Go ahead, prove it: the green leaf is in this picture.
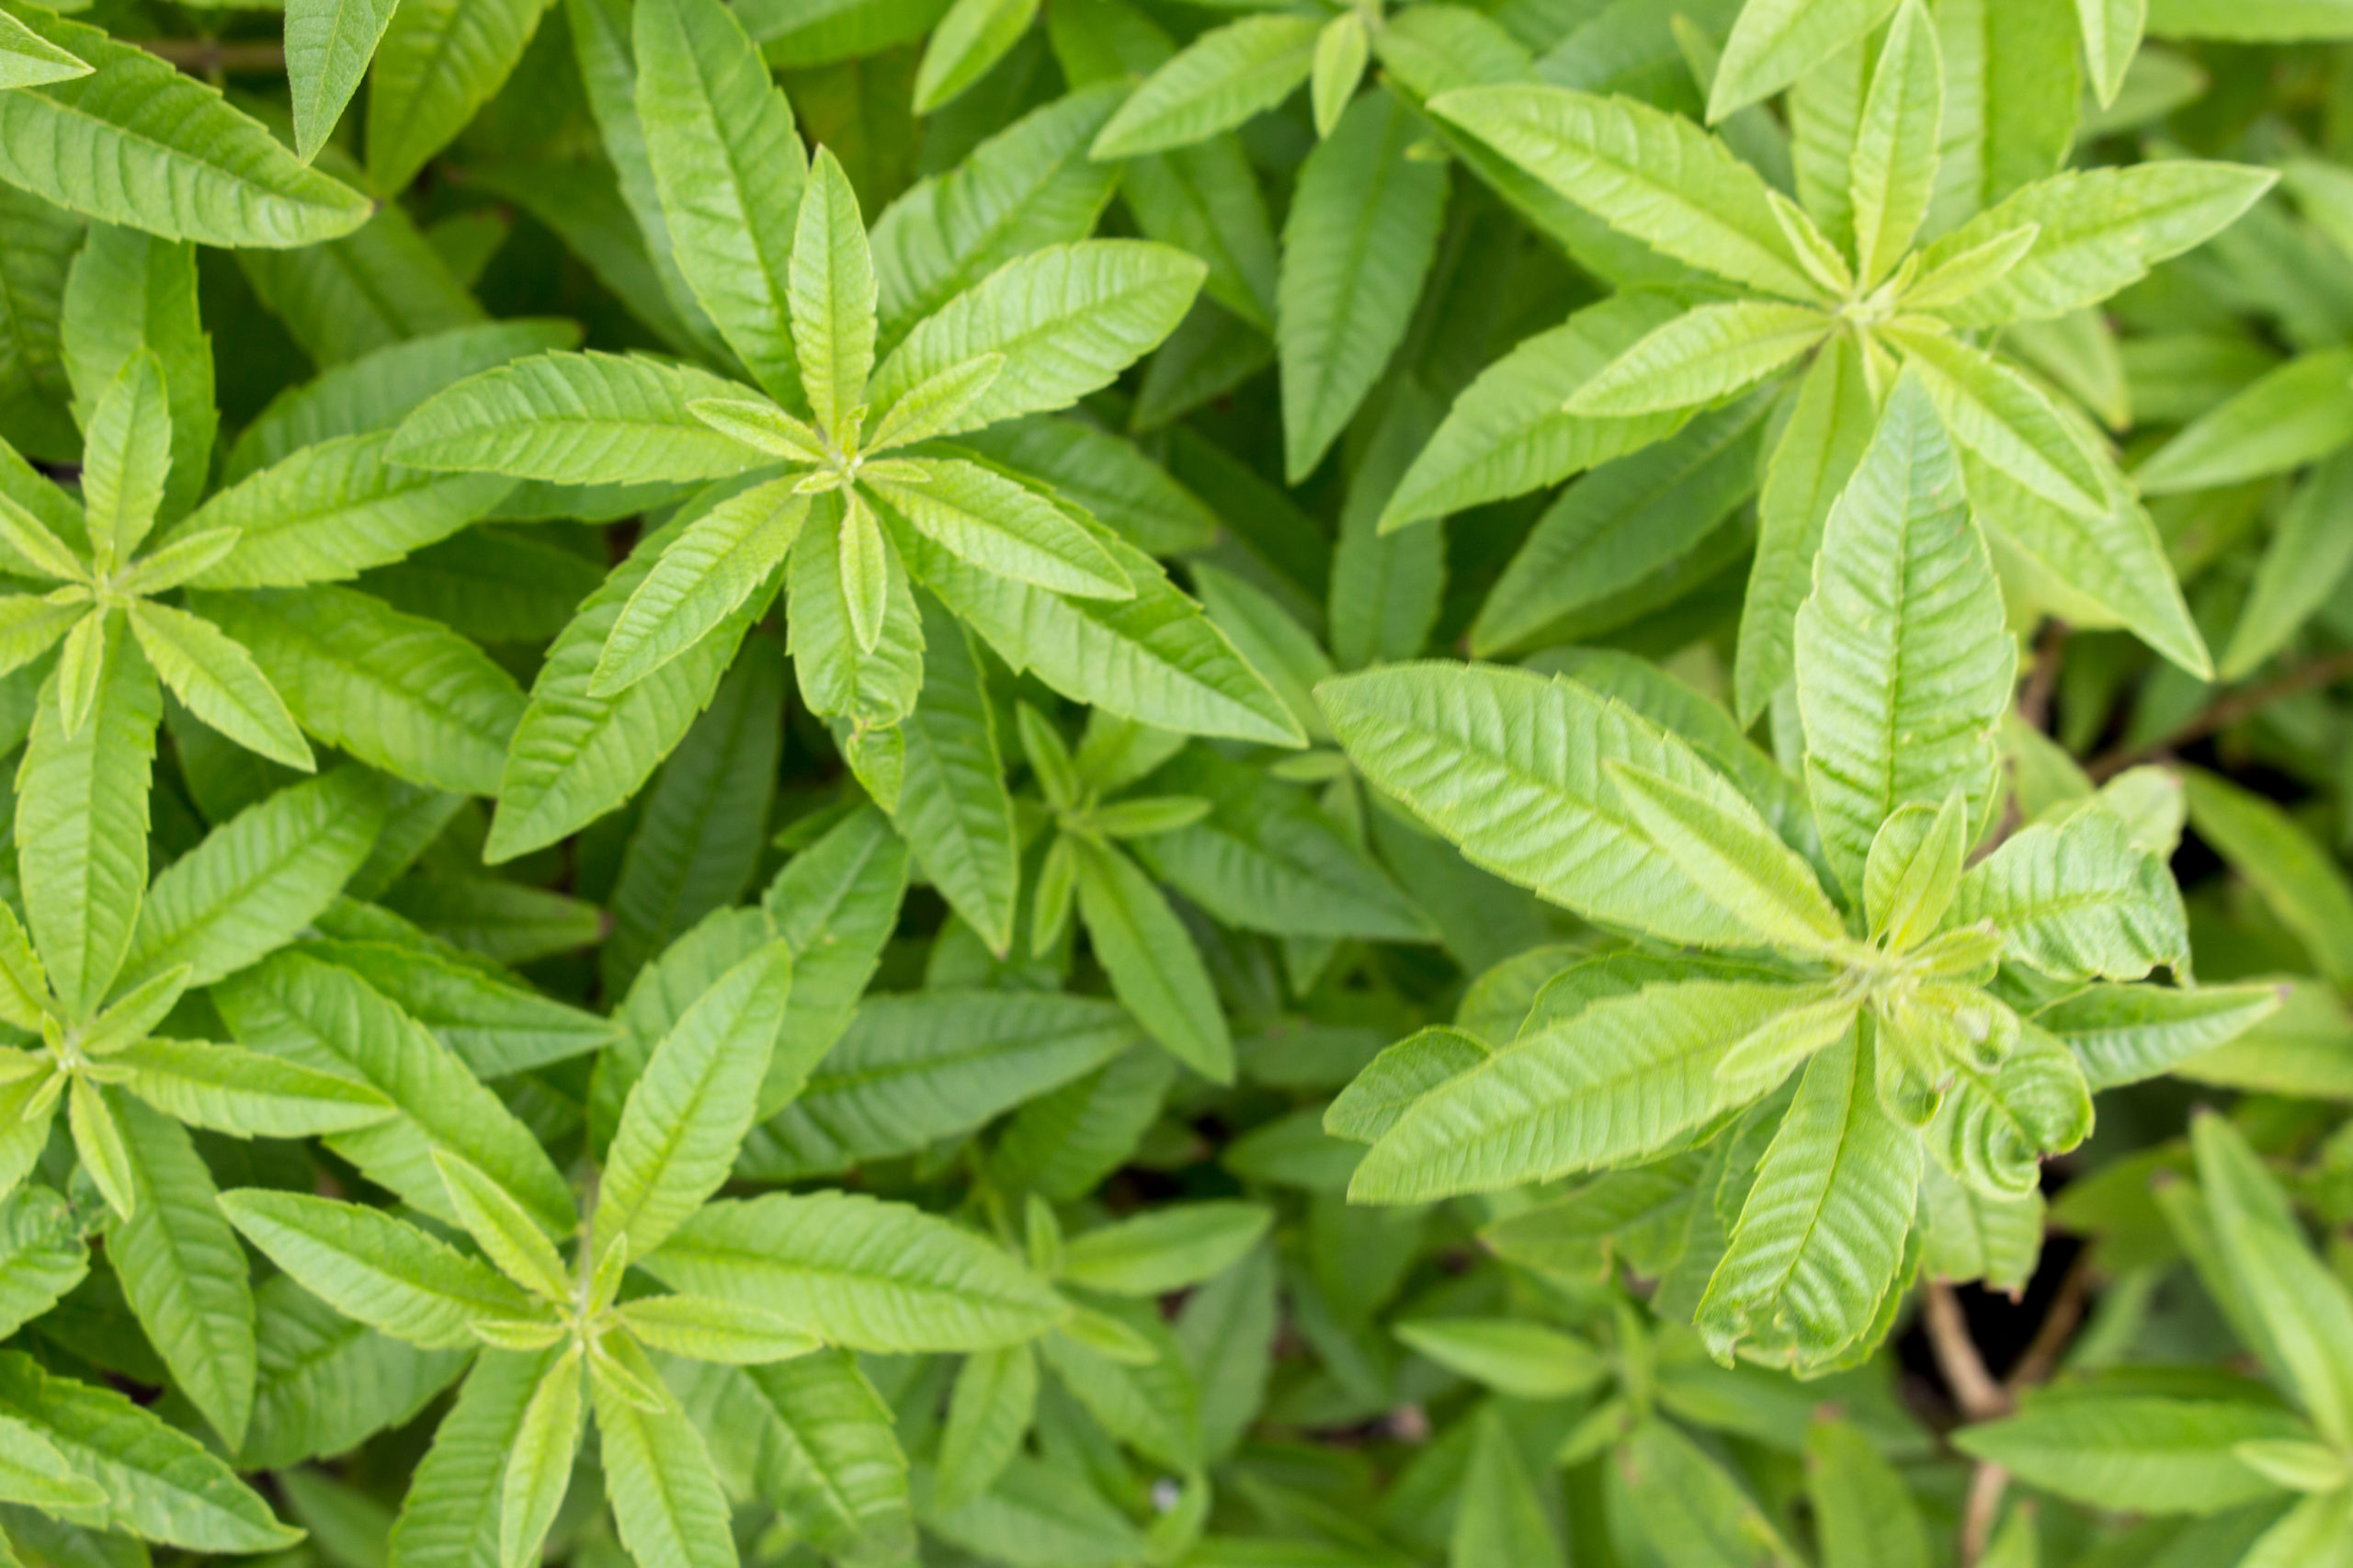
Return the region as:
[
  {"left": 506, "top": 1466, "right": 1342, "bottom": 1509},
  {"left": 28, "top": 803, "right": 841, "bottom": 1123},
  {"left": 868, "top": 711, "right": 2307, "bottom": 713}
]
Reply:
[
  {"left": 178, "top": 433, "right": 513, "bottom": 591},
  {"left": 80, "top": 349, "right": 170, "bottom": 570},
  {"left": 1317, "top": 662, "right": 1773, "bottom": 947},
  {"left": 892, "top": 595, "right": 1018, "bottom": 952},
  {"left": 495, "top": 1347, "right": 579, "bottom": 1568},
  {"left": 1069, "top": 835, "right": 1232, "bottom": 1084},
  {"left": 365, "top": 0, "right": 551, "bottom": 194},
  {"left": 870, "top": 456, "right": 1131, "bottom": 598},
  {"left": 198, "top": 586, "right": 528, "bottom": 798},
  {"left": 1380, "top": 292, "right": 1696, "bottom": 533},
  {"left": 1474, "top": 394, "right": 1770, "bottom": 657},
  {"left": 0, "top": 7, "right": 370, "bottom": 246},
  {"left": 2196, "top": 1112, "right": 2353, "bottom": 1446},
  {"left": 1950, "top": 809, "right": 2188, "bottom": 980},
  {"left": 1919, "top": 1160, "right": 2042, "bottom": 1291},
  {"left": 597, "top": 942, "right": 792, "bottom": 1262},
  {"left": 634, "top": 0, "right": 808, "bottom": 403},
  {"left": 217, "top": 1189, "right": 534, "bottom": 1350},
  {"left": 1088, "top": 15, "right": 1322, "bottom": 159},
  {"left": 1618, "top": 1418, "right": 1804, "bottom": 1568},
  {"left": 1848, "top": 0, "right": 1942, "bottom": 286},
  {"left": 1277, "top": 88, "right": 1449, "bottom": 482},
  {"left": 614, "top": 1294, "right": 817, "bottom": 1362},
  {"left": 217, "top": 951, "right": 574, "bottom": 1233},
  {"left": 388, "top": 1348, "right": 560, "bottom": 1568},
  {"left": 1927, "top": 1024, "right": 2092, "bottom": 1197},
  {"left": 2222, "top": 451, "right": 2353, "bottom": 677},
  {"left": 1035, "top": 1302, "right": 1199, "bottom": 1469},
  {"left": 107, "top": 1099, "right": 256, "bottom": 1449},
  {"left": 388, "top": 352, "right": 764, "bottom": 486},
  {"left": 0, "top": 1188, "right": 87, "bottom": 1341},
  {"left": 669, "top": 1350, "right": 911, "bottom": 1558},
  {"left": 1956, "top": 1393, "right": 2303, "bottom": 1515},
  {"left": 1807, "top": 1417, "right": 1932, "bottom": 1568},
  {"left": 1392, "top": 1318, "right": 1608, "bottom": 1399},
  {"left": 242, "top": 1272, "right": 468, "bottom": 1469},
  {"left": 1058, "top": 1202, "right": 1271, "bottom": 1295},
  {"left": 490, "top": 510, "right": 766, "bottom": 860},
  {"left": 0, "top": 8, "right": 88, "bottom": 91},
  {"left": 2180, "top": 768, "right": 2353, "bottom": 986},
  {"left": 1793, "top": 372, "right": 2013, "bottom": 895},
  {"left": 1927, "top": 0, "right": 2082, "bottom": 227},
  {"left": 1916, "top": 163, "right": 2277, "bottom": 330},
  {"left": 934, "top": 1343, "right": 1036, "bottom": 1511},
  {"left": 872, "top": 85, "right": 1121, "bottom": 347},
  {"left": 1884, "top": 323, "right": 2111, "bottom": 517},
  {"left": 739, "top": 989, "right": 1135, "bottom": 1176},
  {"left": 914, "top": 0, "right": 1040, "bottom": 114},
  {"left": 286, "top": 0, "right": 401, "bottom": 162},
  {"left": 867, "top": 241, "right": 1205, "bottom": 437},
  {"left": 2076, "top": 0, "right": 2147, "bottom": 105},
  {"left": 2039, "top": 981, "right": 2283, "bottom": 1090},
  {"left": 790, "top": 147, "right": 877, "bottom": 439},
  {"left": 903, "top": 505, "right": 1301, "bottom": 745},
  {"left": 1608, "top": 762, "right": 1848, "bottom": 957},
  {"left": 1454, "top": 1405, "right": 1568, "bottom": 1568},
  {"left": 1350, "top": 980, "right": 1835, "bottom": 1202},
  {"left": 1710, "top": 0, "right": 1897, "bottom": 119},
  {"left": 595, "top": 480, "right": 809, "bottom": 696},
  {"left": 646, "top": 1190, "right": 1067, "bottom": 1350},
  {"left": 17, "top": 623, "right": 159, "bottom": 1019},
  {"left": 1568, "top": 302, "right": 1828, "bottom": 418},
  {"left": 1428, "top": 83, "right": 1826, "bottom": 301},
  {"left": 0, "top": 1349, "right": 299, "bottom": 1552},
  {"left": 127, "top": 601, "right": 313, "bottom": 772},
  {"left": 1698, "top": 1027, "right": 1921, "bottom": 1369},
  {"left": 2133, "top": 347, "right": 2353, "bottom": 494}
]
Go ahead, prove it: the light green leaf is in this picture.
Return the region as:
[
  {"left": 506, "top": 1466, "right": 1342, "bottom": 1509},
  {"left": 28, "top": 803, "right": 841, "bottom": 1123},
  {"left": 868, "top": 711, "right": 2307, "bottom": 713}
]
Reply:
[
  {"left": 739, "top": 989, "right": 1136, "bottom": 1177},
  {"left": 388, "top": 352, "right": 764, "bottom": 486},
  {"left": 17, "top": 623, "right": 158, "bottom": 1019},
  {"left": 616, "top": 1294, "right": 818, "bottom": 1363},
  {"left": 596, "top": 480, "right": 810, "bottom": 696},
  {"left": 892, "top": 595, "right": 1018, "bottom": 953},
  {"left": 1058, "top": 1202, "right": 1271, "bottom": 1295},
  {"left": 1793, "top": 372, "right": 2013, "bottom": 895},
  {"left": 597, "top": 942, "right": 791, "bottom": 1263},
  {"left": 1618, "top": 1418, "right": 1804, "bottom": 1568},
  {"left": 115, "top": 1040, "right": 396, "bottom": 1138},
  {"left": 1807, "top": 1417, "right": 1933, "bottom": 1568},
  {"left": 1317, "top": 661, "right": 1770, "bottom": 947},
  {"left": 287, "top": 0, "right": 401, "bottom": 162},
  {"left": 0, "top": 8, "right": 88, "bottom": 91},
  {"left": 1698, "top": 1027, "right": 1921, "bottom": 1369},
  {"left": 108, "top": 1099, "right": 256, "bottom": 1449},
  {"left": 1955, "top": 1393, "right": 2303, "bottom": 1515},
  {"left": 1392, "top": 1318, "right": 1608, "bottom": 1400},
  {"left": 197, "top": 587, "right": 527, "bottom": 797},
  {"left": 217, "top": 951, "right": 575, "bottom": 1233},
  {"left": 915, "top": 0, "right": 1040, "bottom": 113},
  {"left": 1916, "top": 162, "right": 2277, "bottom": 329},
  {"left": 1566, "top": 301, "right": 1828, "bottom": 417},
  {"left": 2040, "top": 981, "right": 2282, "bottom": 1090},
  {"left": 1379, "top": 292, "right": 1695, "bottom": 534},
  {"left": 1927, "top": 1024, "right": 2091, "bottom": 1197},
  {"left": 1454, "top": 1405, "right": 1568, "bottom": 1568},
  {"left": 80, "top": 350, "right": 170, "bottom": 570},
  {"left": 0, "top": 8, "right": 370, "bottom": 246},
  {"left": 1609, "top": 761, "right": 1848, "bottom": 957},
  {"left": 790, "top": 147, "right": 877, "bottom": 439},
  {"left": 668, "top": 1349, "right": 911, "bottom": 1558},
  {"left": 870, "top": 457, "right": 1131, "bottom": 598},
  {"left": 491, "top": 509, "right": 767, "bottom": 860},
  {"left": 127, "top": 601, "right": 312, "bottom": 772},
  {"left": 2133, "top": 347, "right": 2353, "bottom": 494},
  {"left": 1070, "top": 835, "right": 1232, "bottom": 1084},
  {"left": 646, "top": 1190, "right": 1068, "bottom": 1350},
  {"left": 1427, "top": 84, "right": 1827, "bottom": 301},
  {"left": 1849, "top": 0, "right": 1943, "bottom": 286},
  {"left": 1351, "top": 980, "right": 1832, "bottom": 1202},
  {"left": 867, "top": 241, "right": 1205, "bottom": 437},
  {"left": 2181, "top": 768, "right": 2353, "bottom": 986},
  {"left": 903, "top": 505, "right": 1300, "bottom": 745},
  {"left": 2223, "top": 451, "right": 2353, "bottom": 677},
  {"left": 494, "top": 1347, "right": 579, "bottom": 1568},
  {"left": 1885, "top": 322, "right": 2111, "bottom": 517},
  {"left": 1710, "top": 0, "right": 1897, "bottom": 120},
  {"left": 218, "top": 1189, "right": 538, "bottom": 1350},
  {"left": 1277, "top": 88, "right": 1449, "bottom": 482},
  {"left": 1088, "top": 15, "right": 1322, "bottom": 160},
  {"left": 0, "top": 1349, "right": 299, "bottom": 1551},
  {"left": 2077, "top": 0, "right": 2148, "bottom": 106},
  {"left": 934, "top": 1343, "right": 1035, "bottom": 1512},
  {"left": 177, "top": 432, "right": 513, "bottom": 591},
  {"left": 1950, "top": 808, "right": 2188, "bottom": 980},
  {"left": 635, "top": 0, "right": 808, "bottom": 402}
]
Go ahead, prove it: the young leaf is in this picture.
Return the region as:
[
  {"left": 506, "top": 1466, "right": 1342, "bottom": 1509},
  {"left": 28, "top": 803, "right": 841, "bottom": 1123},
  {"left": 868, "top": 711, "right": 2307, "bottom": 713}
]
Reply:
[
  {"left": 790, "top": 147, "right": 878, "bottom": 440},
  {"left": 1088, "top": 15, "right": 1322, "bottom": 160}
]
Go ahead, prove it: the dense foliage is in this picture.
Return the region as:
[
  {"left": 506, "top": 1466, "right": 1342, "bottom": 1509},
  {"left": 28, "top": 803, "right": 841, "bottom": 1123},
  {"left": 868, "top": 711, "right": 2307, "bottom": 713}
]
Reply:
[{"left": 0, "top": 0, "right": 2349, "bottom": 1564}]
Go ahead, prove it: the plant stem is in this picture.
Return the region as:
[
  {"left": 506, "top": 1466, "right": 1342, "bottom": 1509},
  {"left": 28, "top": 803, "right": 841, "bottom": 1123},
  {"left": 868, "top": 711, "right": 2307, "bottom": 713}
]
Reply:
[
  {"left": 2088, "top": 649, "right": 2353, "bottom": 781},
  {"left": 135, "top": 39, "right": 287, "bottom": 73}
]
